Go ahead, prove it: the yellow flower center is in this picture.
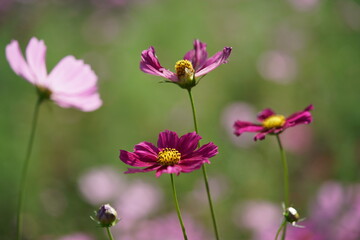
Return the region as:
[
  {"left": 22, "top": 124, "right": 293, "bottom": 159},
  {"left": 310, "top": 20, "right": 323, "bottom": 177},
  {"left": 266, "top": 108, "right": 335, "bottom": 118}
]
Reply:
[
  {"left": 262, "top": 115, "right": 286, "bottom": 129},
  {"left": 175, "top": 60, "right": 195, "bottom": 82},
  {"left": 157, "top": 148, "right": 181, "bottom": 166}
]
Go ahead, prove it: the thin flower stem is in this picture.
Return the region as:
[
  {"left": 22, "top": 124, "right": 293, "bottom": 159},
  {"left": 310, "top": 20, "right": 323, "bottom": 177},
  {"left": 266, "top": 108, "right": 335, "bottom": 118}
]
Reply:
[
  {"left": 275, "top": 134, "right": 289, "bottom": 240},
  {"left": 275, "top": 220, "right": 286, "bottom": 240},
  {"left": 187, "top": 89, "right": 220, "bottom": 240},
  {"left": 106, "top": 227, "right": 115, "bottom": 240},
  {"left": 170, "top": 174, "right": 188, "bottom": 240},
  {"left": 16, "top": 97, "right": 43, "bottom": 240}
]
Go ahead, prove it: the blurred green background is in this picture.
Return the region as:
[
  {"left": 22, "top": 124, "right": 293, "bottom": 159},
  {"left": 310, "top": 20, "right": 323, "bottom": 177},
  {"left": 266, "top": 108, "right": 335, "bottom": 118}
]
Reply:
[{"left": 1, "top": 0, "right": 359, "bottom": 239}]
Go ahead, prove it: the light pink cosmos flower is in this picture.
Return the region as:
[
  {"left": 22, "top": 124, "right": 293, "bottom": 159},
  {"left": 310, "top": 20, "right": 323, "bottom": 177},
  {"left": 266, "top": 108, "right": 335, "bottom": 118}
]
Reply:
[
  {"left": 234, "top": 105, "right": 313, "bottom": 141},
  {"left": 140, "top": 39, "right": 232, "bottom": 89},
  {"left": 119, "top": 130, "right": 218, "bottom": 177},
  {"left": 6, "top": 37, "right": 102, "bottom": 111}
]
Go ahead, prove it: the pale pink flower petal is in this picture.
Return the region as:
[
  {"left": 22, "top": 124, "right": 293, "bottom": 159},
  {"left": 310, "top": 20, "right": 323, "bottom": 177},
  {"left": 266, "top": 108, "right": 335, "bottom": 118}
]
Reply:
[
  {"left": 6, "top": 40, "right": 36, "bottom": 84},
  {"left": 25, "top": 37, "right": 47, "bottom": 86},
  {"left": 5, "top": 37, "right": 102, "bottom": 112}
]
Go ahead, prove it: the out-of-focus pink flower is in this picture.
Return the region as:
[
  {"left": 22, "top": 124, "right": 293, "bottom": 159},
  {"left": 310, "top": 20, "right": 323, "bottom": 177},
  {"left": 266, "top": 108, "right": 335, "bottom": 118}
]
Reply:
[
  {"left": 281, "top": 125, "right": 313, "bottom": 154},
  {"left": 234, "top": 201, "right": 281, "bottom": 233},
  {"left": 119, "top": 130, "right": 218, "bottom": 177},
  {"left": 117, "top": 213, "right": 211, "bottom": 240},
  {"left": 140, "top": 39, "right": 232, "bottom": 89},
  {"left": 221, "top": 102, "right": 257, "bottom": 148},
  {"left": 6, "top": 37, "right": 102, "bottom": 111},
  {"left": 339, "top": 0, "right": 360, "bottom": 31},
  {"left": 58, "top": 233, "right": 94, "bottom": 240},
  {"left": 288, "top": 0, "right": 320, "bottom": 11},
  {"left": 258, "top": 50, "right": 297, "bottom": 84},
  {"left": 234, "top": 105, "right": 313, "bottom": 141},
  {"left": 190, "top": 175, "right": 229, "bottom": 203},
  {"left": 236, "top": 182, "right": 360, "bottom": 240},
  {"left": 78, "top": 166, "right": 125, "bottom": 205},
  {"left": 114, "top": 180, "right": 163, "bottom": 229},
  {"left": 311, "top": 181, "right": 360, "bottom": 240}
]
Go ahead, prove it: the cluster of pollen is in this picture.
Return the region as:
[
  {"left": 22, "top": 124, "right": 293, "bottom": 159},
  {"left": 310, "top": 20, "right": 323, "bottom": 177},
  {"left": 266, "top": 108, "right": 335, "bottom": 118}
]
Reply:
[
  {"left": 262, "top": 115, "right": 286, "bottom": 129},
  {"left": 157, "top": 148, "right": 181, "bottom": 166},
  {"left": 175, "top": 60, "right": 195, "bottom": 80}
]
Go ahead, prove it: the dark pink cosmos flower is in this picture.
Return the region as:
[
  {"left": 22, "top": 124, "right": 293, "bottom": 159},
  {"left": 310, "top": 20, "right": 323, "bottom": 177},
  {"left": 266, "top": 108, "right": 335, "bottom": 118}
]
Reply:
[
  {"left": 234, "top": 105, "right": 313, "bottom": 141},
  {"left": 140, "top": 39, "right": 232, "bottom": 89},
  {"left": 6, "top": 37, "right": 102, "bottom": 111},
  {"left": 119, "top": 130, "right": 218, "bottom": 177}
]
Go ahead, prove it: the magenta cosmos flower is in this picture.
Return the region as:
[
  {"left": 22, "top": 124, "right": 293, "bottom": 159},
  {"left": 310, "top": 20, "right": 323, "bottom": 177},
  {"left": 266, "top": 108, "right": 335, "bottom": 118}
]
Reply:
[
  {"left": 6, "top": 37, "right": 102, "bottom": 111},
  {"left": 140, "top": 39, "right": 232, "bottom": 89},
  {"left": 119, "top": 130, "right": 218, "bottom": 177},
  {"left": 234, "top": 105, "right": 314, "bottom": 141}
]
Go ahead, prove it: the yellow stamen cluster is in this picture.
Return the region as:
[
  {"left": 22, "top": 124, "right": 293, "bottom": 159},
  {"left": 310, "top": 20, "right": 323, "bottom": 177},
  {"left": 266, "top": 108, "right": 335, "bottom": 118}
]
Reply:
[
  {"left": 157, "top": 148, "right": 181, "bottom": 166},
  {"left": 262, "top": 115, "right": 286, "bottom": 129},
  {"left": 175, "top": 60, "right": 195, "bottom": 82}
]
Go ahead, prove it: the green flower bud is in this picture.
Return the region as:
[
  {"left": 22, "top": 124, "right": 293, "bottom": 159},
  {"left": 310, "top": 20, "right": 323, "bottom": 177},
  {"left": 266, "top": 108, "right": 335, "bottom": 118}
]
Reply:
[{"left": 94, "top": 204, "right": 118, "bottom": 227}]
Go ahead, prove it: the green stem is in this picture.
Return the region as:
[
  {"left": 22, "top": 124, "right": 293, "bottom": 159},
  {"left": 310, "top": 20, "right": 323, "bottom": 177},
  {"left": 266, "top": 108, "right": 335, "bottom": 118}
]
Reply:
[
  {"left": 106, "top": 227, "right": 115, "bottom": 240},
  {"left": 275, "top": 220, "right": 286, "bottom": 240},
  {"left": 187, "top": 89, "right": 220, "bottom": 240},
  {"left": 170, "top": 174, "right": 188, "bottom": 240},
  {"left": 16, "top": 97, "right": 42, "bottom": 240},
  {"left": 275, "top": 134, "right": 289, "bottom": 240}
]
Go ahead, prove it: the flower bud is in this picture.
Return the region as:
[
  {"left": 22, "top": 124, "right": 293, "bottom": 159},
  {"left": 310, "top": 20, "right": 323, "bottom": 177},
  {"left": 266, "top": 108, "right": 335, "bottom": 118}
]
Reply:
[
  {"left": 284, "top": 206, "right": 300, "bottom": 225},
  {"left": 95, "top": 204, "right": 118, "bottom": 227}
]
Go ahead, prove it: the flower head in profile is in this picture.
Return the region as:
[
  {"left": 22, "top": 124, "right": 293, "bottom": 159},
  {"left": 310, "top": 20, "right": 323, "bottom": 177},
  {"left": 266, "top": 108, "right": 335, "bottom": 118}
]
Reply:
[
  {"left": 234, "top": 105, "right": 313, "bottom": 141},
  {"left": 6, "top": 37, "right": 102, "bottom": 111},
  {"left": 119, "top": 130, "right": 218, "bottom": 177},
  {"left": 140, "top": 39, "right": 232, "bottom": 89}
]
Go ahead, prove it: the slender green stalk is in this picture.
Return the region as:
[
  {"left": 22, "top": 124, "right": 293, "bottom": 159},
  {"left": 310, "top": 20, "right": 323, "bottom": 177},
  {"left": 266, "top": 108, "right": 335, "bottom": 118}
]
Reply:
[
  {"left": 275, "top": 134, "right": 289, "bottom": 240},
  {"left": 275, "top": 220, "right": 286, "bottom": 240},
  {"left": 16, "top": 97, "right": 43, "bottom": 240},
  {"left": 170, "top": 174, "right": 188, "bottom": 240},
  {"left": 187, "top": 89, "right": 220, "bottom": 240},
  {"left": 106, "top": 227, "right": 115, "bottom": 240}
]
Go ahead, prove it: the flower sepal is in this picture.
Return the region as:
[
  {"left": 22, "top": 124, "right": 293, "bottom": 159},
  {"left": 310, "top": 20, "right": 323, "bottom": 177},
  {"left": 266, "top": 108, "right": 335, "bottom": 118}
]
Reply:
[{"left": 36, "top": 85, "right": 52, "bottom": 102}]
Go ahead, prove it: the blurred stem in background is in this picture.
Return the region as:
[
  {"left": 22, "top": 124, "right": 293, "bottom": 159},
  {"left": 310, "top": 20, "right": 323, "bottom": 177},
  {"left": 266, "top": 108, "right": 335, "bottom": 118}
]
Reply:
[
  {"left": 16, "top": 96, "right": 43, "bottom": 240},
  {"left": 276, "top": 134, "right": 289, "bottom": 240},
  {"left": 187, "top": 89, "right": 220, "bottom": 240},
  {"left": 170, "top": 174, "right": 188, "bottom": 240}
]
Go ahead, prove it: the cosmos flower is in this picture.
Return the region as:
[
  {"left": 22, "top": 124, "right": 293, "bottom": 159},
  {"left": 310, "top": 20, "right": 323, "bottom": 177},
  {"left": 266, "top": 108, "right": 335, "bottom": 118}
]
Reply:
[
  {"left": 6, "top": 37, "right": 102, "bottom": 111},
  {"left": 234, "top": 105, "right": 313, "bottom": 141},
  {"left": 119, "top": 130, "right": 218, "bottom": 177},
  {"left": 140, "top": 39, "right": 232, "bottom": 89}
]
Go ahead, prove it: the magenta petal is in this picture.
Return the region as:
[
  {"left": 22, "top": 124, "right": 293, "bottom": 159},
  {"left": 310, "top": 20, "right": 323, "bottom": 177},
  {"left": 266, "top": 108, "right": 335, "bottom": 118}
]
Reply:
[
  {"left": 286, "top": 105, "right": 314, "bottom": 123},
  {"left": 140, "top": 46, "right": 177, "bottom": 81},
  {"left": 195, "top": 47, "right": 232, "bottom": 77},
  {"left": 6, "top": 40, "right": 36, "bottom": 84},
  {"left": 157, "top": 130, "right": 179, "bottom": 149},
  {"left": 257, "top": 108, "right": 276, "bottom": 121},
  {"left": 253, "top": 130, "right": 272, "bottom": 141},
  {"left": 119, "top": 150, "right": 155, "bottom": 167},
  {"left": 125, "top": 164, "right": 161, "bottom": 174},
  {"left": 133, "top": 142, "right": 159, "bottom": 162},
  {"left": 183, "top": 142, "right": 218, "bottom": 162},
  {"left": 234, "top": 121, "right": 265, "bottom": 136},
  {"left": 183, "top": 39, "right": 208, "bottom": 70},
  {"left": 177, "top": 132, "right": 201, "bottom": 156},
  {"left": 177, "top": 162, "right": 204, "bottom": 173},
  {"left": 155, "top": 165, "right": 182, "bottom": 177}
]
